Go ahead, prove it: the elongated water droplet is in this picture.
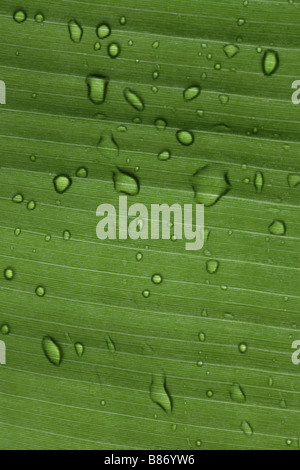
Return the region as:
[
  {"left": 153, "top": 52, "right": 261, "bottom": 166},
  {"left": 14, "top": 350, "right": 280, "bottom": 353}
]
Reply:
[
  {"left": 97, "top": 130, "right": 119, "bottom": 159},
  {"left": 4, "top": 268, "right": 14, "bottom": 280},
  {"left": 108, "top": 42, "right": 121, "bottom": 58},
  {"left": 241, "top": 420, "right": 253, "bottom": 436},
  {"left": 262, "top": 50, "right": 279, "bottom": 76},
  {"left": 106, "top": 335, "right": 116, "bottom": 352},
  {"left": 68, "top": 19, "right": 83, "bottom": 43},
  {"left": 113, "top": 169, "right": 139, "bottom": 195},
  {"left": 123, "top": 88, "right": 144, "bottom": 111},
  {"left": 223, "top": 44, "right": 239, "bottom": 58},
  {"left": 14, "top": 10, "right": 27, "bottom": 23},
  {"left": 150, "top": 374, "right": 172, "bottom": 415},
  {"left": 183, "top": 85, "right": 201, "bottom": 102},
  {"left": 1, "top": 324, "right": 10, "bottom": 335},
  {"left": 254, "top": 171, "right": 264, "bottom": 193},
  {"left": 288, "top": 174, "right": 300, "bottom": 188},
  {"left": 176, "top": 130, "right": 194, "bottom": 146},
  {"left": 230, "top": 384, "right": 246, "bottom": 403},
  {"left": 86, "top": 75, "right": 109, "bottom": 105},
  {"left": 206, "top": 260, "right": 219, "bottom": 274},
  {"left": 75, "top": 342, "right": 84, "bottom": 357},
  {"left": 192, "top": 164, "right": 231, "bottom": 206},
  {"left": 97, "top": 23, "right": 111, "bottom": 39},
  {"left": 269, "top": 220, "right": 286, "bottom": 236},
  {"left": 53, "top": 174, "right": 72, "bottom": 194},
  {"left": 42, "top": 336, "right": 62, "bottom": 366}
]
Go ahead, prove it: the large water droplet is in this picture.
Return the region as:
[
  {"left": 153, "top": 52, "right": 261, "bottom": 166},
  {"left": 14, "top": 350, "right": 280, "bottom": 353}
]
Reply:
[
  {"left": 68, "top": 19, "right": 83, "bottom": 43},
  {"left": 97, "top": 130, "right": 119, "bottom": 159},
  {"left": 230, "top": 384, "right": 246, "bottom": 403},
  {"left": 150, "top": 374, "right": 172, "bottom": 415},
  {"left": 14, "top": 10, "right": 27, "bottom": 23},
  {"left": 123, "top": 88, "right": 145, "bottom": 111},
  {"left": 192, "top": 164, "right": 231, "bottom": 206},
  {"left": 241, "top": 420, "right": 253, "bottom": 436},
  {"left": 269, "top": 220, "right": 286, "bottom": 236},
  {"left": 86, "top": 75, "right": 109, "bottom": 105},
  {"left": 42, "top": 336, "right": 62, "bottom": 366},
  {"left": 176, "top": 130, "right": 194, "bottom": 146},
  {"left": 113, "top": 169, "right": 139, "bottom": 195},
  {"left": 262, "top": 50, "right": 279, "bottom": 76},
  {"left": 53, "top": 174, "right": 72, "bottom": 194},
  {"left": 183, "top": 85, "right": 201, "bottom": 102}
]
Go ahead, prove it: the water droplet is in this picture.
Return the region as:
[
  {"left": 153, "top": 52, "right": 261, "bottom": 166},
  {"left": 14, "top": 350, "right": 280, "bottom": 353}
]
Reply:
[
  {"left": 35, "top": 13, "right": 44, "bottom": 23},
  {"left": 206, "top": 259, "right": 219, "bottom": 274},
  {"left": 183, "top": 85, "right": 201, "bottom": 102},
  {"left": 97, "top": 23, "right": 111, "bottom": 39},
  {"left": 42, "top": 336, "right": 62, "bottom": 366},
  {"left": 68, "top": 19, "right": 83, "bottom": 43},
  {"left": 176, "top": 130, "right": 194, "bottom": 146},
  {"left": 286, "top": 439, "right": 292, "bottom": 446},
  {"left": 4, "top": 268, "right": 14, "bottom": 281},
  {"left": 152, "top": 274, "right": 163, "bottom": 285},
  {"left": 158, "top": 150, "right": 171, "bottom": 161},
  {"left": 143, "top": 289, "right": 150, "bottom": 298},
  {"left": 108, "top": 42, "right": 121, "bottom": 58},
  {"left": 106, "top": 335, "right": 116, "bottom": 352},
  {"left": 94, "top": 42, "right": 101, "bottom": 51},
  {"left": 254, "top": 171, "right": 264, "bottom": 193},
  {"left": 262, "top": 50, "right": 279, "bottom": 76},
  {"left": 14, "top": 228, "right": 21, "bottom": 236},
  {"left": 206, "top": 390, "right": 213, "bottom": 398},
  {"left": 192, "top": 164, "right": 231, "bottom": 206},
  {"left": 196, "top": 440, "right": 202, "bottom": 447},
  {"left": 45, "top": 234, "right": 51, "bottom": 242},
  {"left": 219, "top": 94, "right": 229, "bottom": 105},
  {"left": 136, "top": 252, "right": 143, "bottom": 261},
  {"left": 12, "top": 193, "right": 23, "bottom": 203},
  {"left": 113, "top": 169, "right": 139, "bottom": 195},
  {"left": 223, "top": 44, "right": 239, "bottom": 58},
  {"left": 269, "top": 220, "right": 286, "bottom": 236},
  {"left": 36, "top": 286, "right": 45, "bottom": 297},
  {"left": 239, "top": 343, "right": 248, "bottom": 353},
  {"left": 53, "top": 174, "right": 72, "bottom": 194},
  {"left": 86, "top": 75, "right": 109, "bottom": 105},
  {"left": 100, "top": 399, "right": 106, "bottom": 406},
  {"left": 288, "top": 174, "right": 300, "bottom": 188},
  {"left": 14, "top": 10, "right": 27, "bottom": 23},
  {"left": 197, "top": 361, "right": 203, "bottom": 367},
  {"left": 152, "top": 41, "right": 160, "bottom": 49},
  {"left": 241, "top": 420, "right": 253, "bottom": 436},
  {"left": 237, "top": 18, "right": 246, "bottom": 26},
  {"left": 75, "top": 342, "right": 84, "bottom": 357},
  {"left": 154, "top": 118, "right": 167, "bottom": 130},
  {"left": 63, "top": 230, "right": 71, "bottom": 240},
  {"left": 150, "top": 374, "right": 172, "bottom": 415},
  {"left": 27, "top": 200, "right": 36, "bottom": 210},
  {"left": 230, "top": 384, "right": 246, "bottom": 403},
  {"left": 76, "top": 167, "right": 88, "bottom": 178},
  {"left": 97, "top": 130, "right": 119, "bottom": 159},
  {"left": 123, "top": 88, "right": 145, "bottom": 111},
  {"left": 199, "top": 332, "right": 206, "bottom": 342},
  {"left": 119, "top": 16, "right": 127, "bottom": 25},
  {"left": 1, "top": 324, "right": 10, "bottom": 335}
]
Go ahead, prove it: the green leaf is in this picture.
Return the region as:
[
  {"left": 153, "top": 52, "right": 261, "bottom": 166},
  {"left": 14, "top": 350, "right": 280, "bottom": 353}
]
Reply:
[{"left": 0, "top": 0, "right": 300, "bottom": 451}]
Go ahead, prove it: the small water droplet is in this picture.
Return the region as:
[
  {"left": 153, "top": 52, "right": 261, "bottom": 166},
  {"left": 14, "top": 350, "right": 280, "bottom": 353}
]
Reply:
[
  {"left": 143, "top": 289, "right": 150, "bottom": 298},
  {"left": 119, "top": 16, "right": 127, "bottom": 25},
  {"left": 94, "top": 42, "right": 101, "bottom": 51},
  {"left": 223, "top": 44, "right": 239, "bottom": 58},
  {"left": 237, "top": 18, "right": 246, "bottom": 26},
  {"left": 196, "top": 440, "right": 202, "bottom": 447},
  {"left": 108, "top": 42, "right": 121, "bottom": 58},
  {"left": 152, "top": 41, "right": 160, "bottom": 49},
  {"left": 262, "top": 50, "right": 279, "bottom": 76},
  {"left": 35, "top": 13, "right": 44, "bottom": 23},
  {"left": 241, "top": 420, "right": 253, "bottom": 436},
  {"left": 14, "top": 228, "right": 21, "bottom": 236},
  {"left": 68, "top": 19, "right": 83, "bottom": 43},
  {"left": 136, "top": 252, "right": 143, "bottom": 261},
  {"left": 106, "top": 335, "right": 116, "bottom": 352},
  {"left": 36, "top": 286, "right": 45, "bottom": 297},
  {"left": 230, "top": 384, "right": 246, "bottom": 403},
  {"left": 113, "top": 168, "right": 139, "bottom": 195},
  {"left": 192, "top": 164, "right": 231, "bottom": 206},
  {"left": 45, "top": 234, "right": 51, "bottom": 242},
  {"left": 239, "top": 343, "right": 248, "bottom": 353},
  {"left": 269, "top": 220, "right": 286, "bottom": 236},
  {"left": 86, "top": 75, "right": 109, "bottom": 105},
  {"left": 288, "top": 174, "right": 300, "bottom": 188},
  {"left": 1, "top": 324, "right": 10, "bottom": 335},
  {"left": 150, "top": 374, "right": 172, "bottom": 415},
  {"left": 254, "top": 171, "right": 264, "bottom": 193},
  {"left": 53, "top": 174, "right": 72, "bottom": 194},
  {"left": 76, "top": 167, "right": 88, "bottom": 178},
  {"left": 63, "top": 230, "right": 71, "bottom": 240},
  {"left": 14, "top": 10, "right": 27, "bottom": 23},
  {"left": 75, "top": 342, "right": 84, "bottom": 357},
  {"left": 42, "top": 336, "right": 62, "bottom": 366},
  {"left": 158, "top": 150, "right": 171, "bottom": 161},
  {"left": 206, "top": 390, "right": 213, "bottom": 398},
  {"left": 12, "top": 193, "right": 24, "bottom": 203},
  {"left": 154, "top": 118, "right": 167, "bottom": 130},
  {"left": 199, "top": 332, "right": 206, "bottom": 342},
  {"left": 100, "top": 399, "right": 106, "bottom": 406},
  {"left": 183, "top": 85, "right": 201, "bottom": 102},
  {"left": 123, "top": 88, "right": 145, "bottom": 111},
  {"left": 176, "top": 130, "right": 194, "bottom": 146},
  {"left": 206, "top": 260, "right": 219, "bottom": 274},
  {"left": 27, "top": 200, "right": 36, "bottom": 210},
  {"left": 4, "top": 268, "right": 14, "bottom": 281},
  {"left": 219, "top": 94, "right": 229, "bottom": 105},
  {"left": 97, "top": 23, "right": 111, "bottom": 39},
  {"left": 151, "top": 274, "right": 163, "bottom": 285}
]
